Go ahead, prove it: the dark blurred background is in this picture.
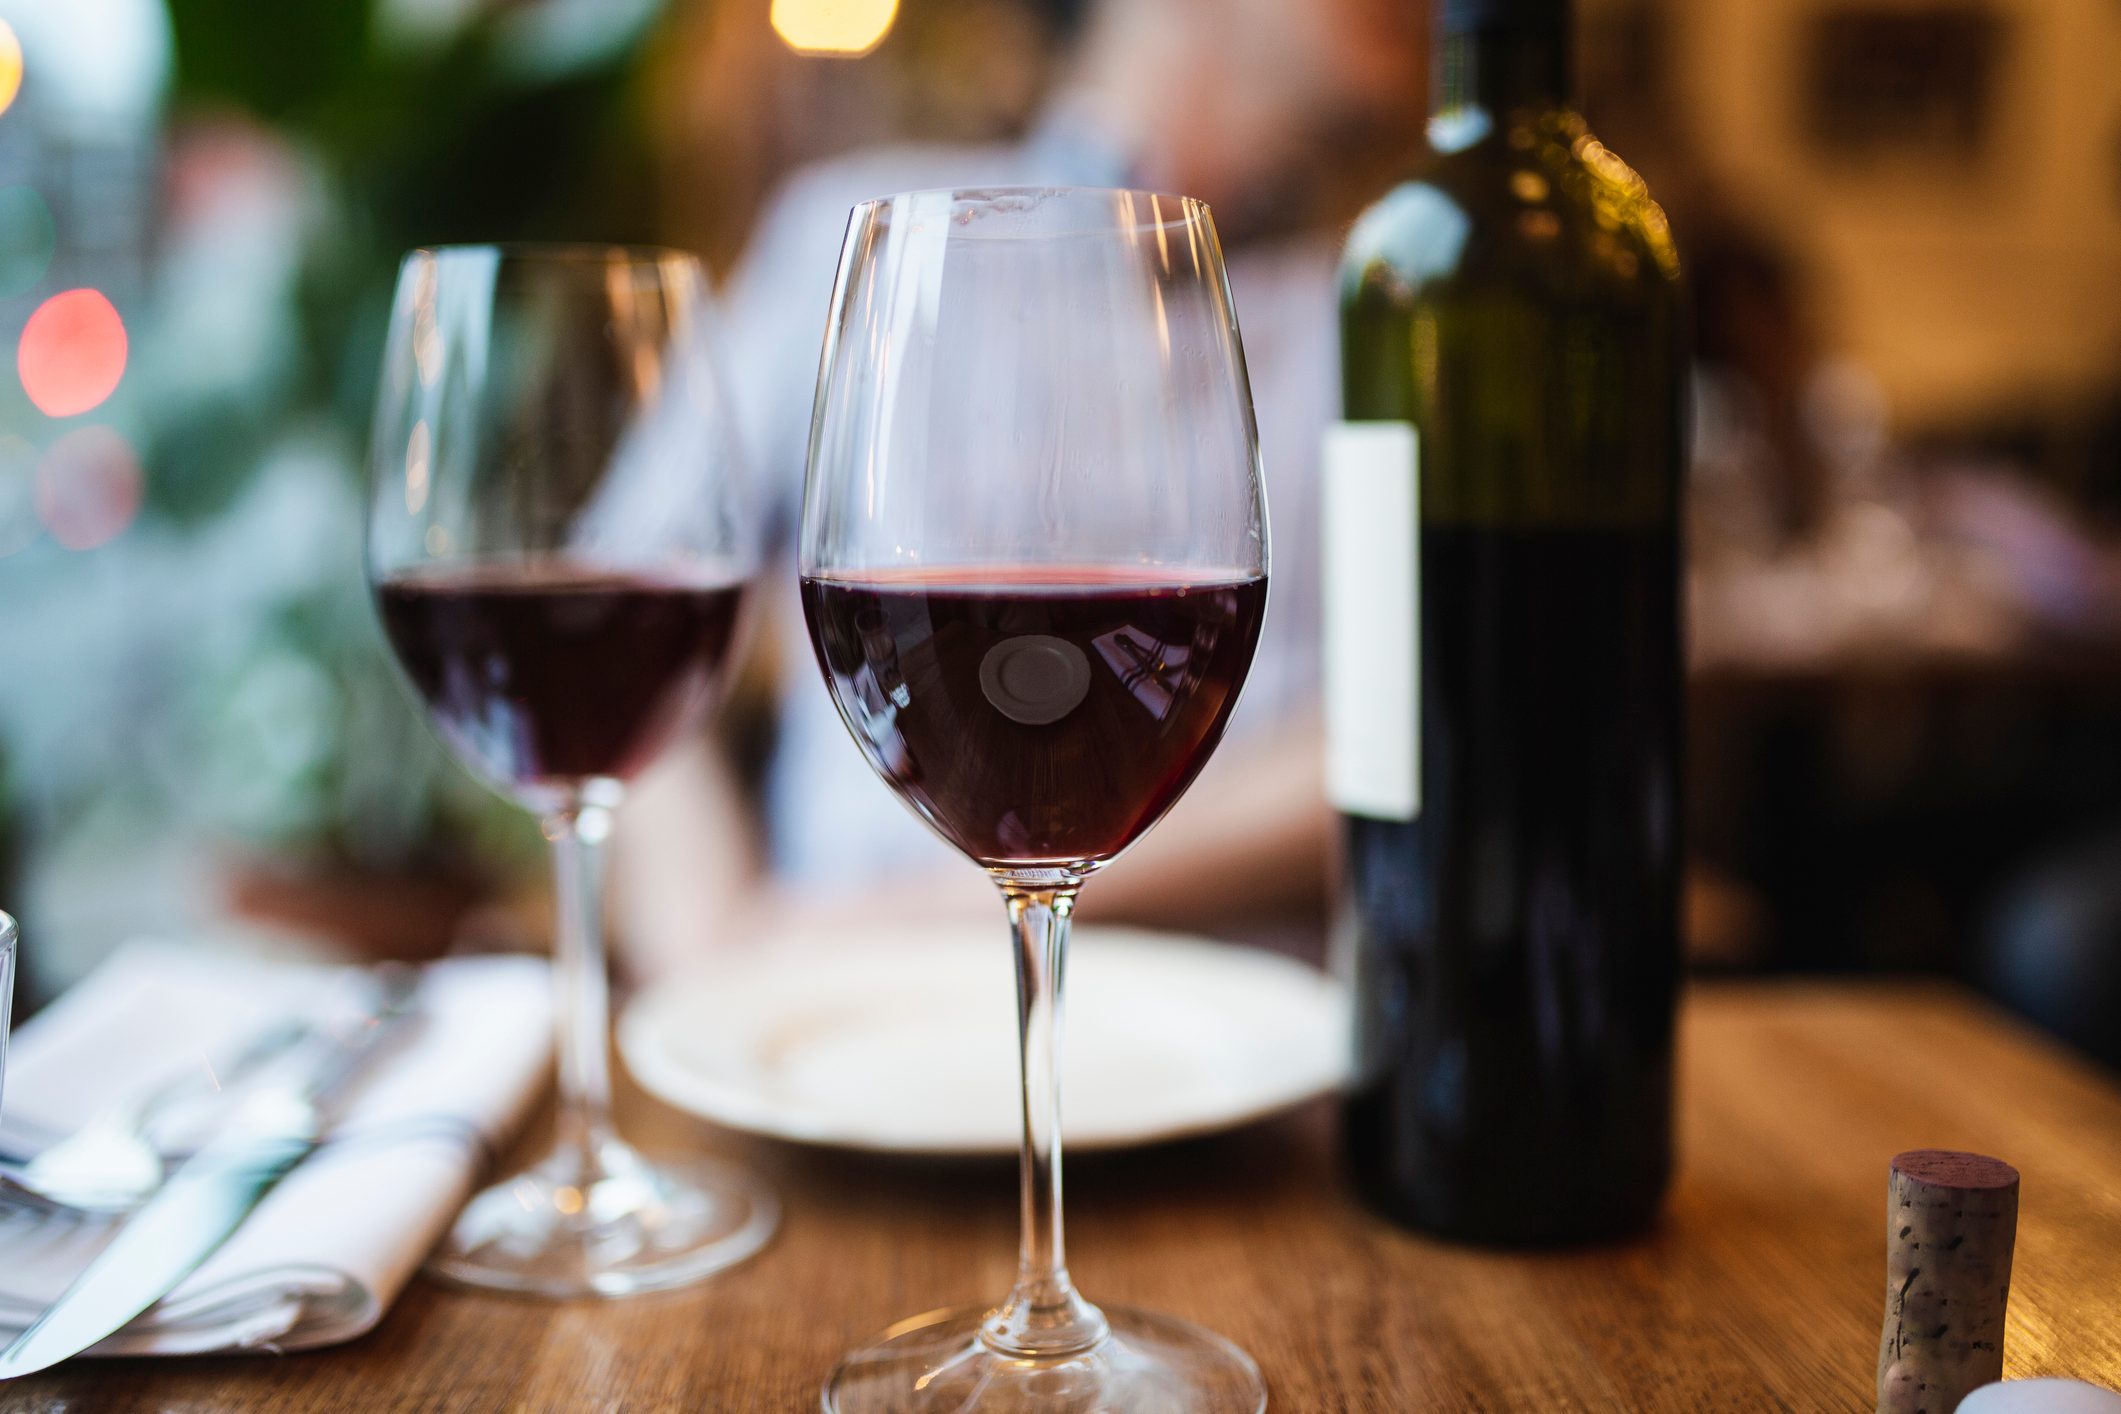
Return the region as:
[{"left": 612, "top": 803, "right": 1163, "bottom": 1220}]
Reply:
[{"left": 2, "top": 0, "right": 2119, "bottom": 1064}]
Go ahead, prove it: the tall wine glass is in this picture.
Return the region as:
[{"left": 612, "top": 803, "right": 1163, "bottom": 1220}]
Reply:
[
  {"left": 367, "top": 245, "right": 777, "bottom": 1298},
  {"left": 802, "top": 189, "right": 1270, "bottom": 1411}
]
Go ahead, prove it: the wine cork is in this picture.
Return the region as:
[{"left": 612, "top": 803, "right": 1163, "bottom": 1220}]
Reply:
[{"left": 1876, "top": 1150, "right": 2019, "bottom": 1414}]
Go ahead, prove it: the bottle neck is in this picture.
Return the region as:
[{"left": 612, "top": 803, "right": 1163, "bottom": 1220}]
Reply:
[{"left": 1431, "top": 2, "right": 1573, "bottom": 129}]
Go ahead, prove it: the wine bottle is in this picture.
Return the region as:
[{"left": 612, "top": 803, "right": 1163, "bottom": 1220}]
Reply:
[{"left": 1327, "top": 0, "right": 1685, "bottom": 1244}]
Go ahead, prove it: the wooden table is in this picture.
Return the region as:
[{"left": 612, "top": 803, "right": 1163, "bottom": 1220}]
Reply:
[{"left": 6, "top": 981, "right": 2120, "bottom": 1412}]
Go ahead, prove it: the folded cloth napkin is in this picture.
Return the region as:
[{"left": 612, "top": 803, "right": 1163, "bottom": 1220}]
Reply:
[{"left": 0, "top": 939, "right": 551, "bottom": 1355}]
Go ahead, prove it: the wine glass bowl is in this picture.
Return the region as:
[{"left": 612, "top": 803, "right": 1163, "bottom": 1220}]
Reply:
[
  {"left": 802, "top": 189, "right": 1269, "bottom": 1411},
  {"left": 800, "top": 568, "right": 1267, "bottom": 870},
  {"left": 367, "top": 244, "right": 776, "bottom": 1298},
  {"left": 374, "top": 566, "right": 746, "bottom": 803}
]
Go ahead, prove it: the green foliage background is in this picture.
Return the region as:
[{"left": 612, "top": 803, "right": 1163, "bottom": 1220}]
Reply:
[{"left": 141, "top": 0, "right": 673, "bottom": 875}]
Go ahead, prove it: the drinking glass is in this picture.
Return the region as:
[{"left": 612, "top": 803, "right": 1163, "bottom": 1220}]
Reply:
[
  {"left": 801, "top": 189, "right": 1270, "bottom": 1412},
  {"left": 0, "top": 912, "right": 15, "bottom": 1120},
  {"left": 367, "top": 245, "right": 776, "bottom": 1298}
]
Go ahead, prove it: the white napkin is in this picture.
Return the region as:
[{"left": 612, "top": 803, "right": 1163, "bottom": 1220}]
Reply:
[{"left": 0, "top": 939, "right": 551, "bottom": 1355}]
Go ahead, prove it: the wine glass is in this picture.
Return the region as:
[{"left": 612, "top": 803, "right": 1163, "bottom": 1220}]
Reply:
[
  {"left": 0, "top": 912, "right": 15, "bottom": 1119},
  {"left": 801, "top": 189, "right": 1270, "bottom": 1411},
  {"left": 366, "top": 244, "right": 776, "bottom": 1298}
]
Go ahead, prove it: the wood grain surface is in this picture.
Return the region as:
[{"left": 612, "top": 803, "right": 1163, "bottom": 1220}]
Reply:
[{"left": 3, "top": 980, "right": 2118, "bottom": 1412}]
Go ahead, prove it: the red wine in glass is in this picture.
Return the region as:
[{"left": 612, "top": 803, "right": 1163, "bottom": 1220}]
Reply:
[
  {"left": 801, "top": 565, "right": 1267, "bottom": 867},
  {"left": 377, "top": 562, "right": 745, "bottom": 794}
]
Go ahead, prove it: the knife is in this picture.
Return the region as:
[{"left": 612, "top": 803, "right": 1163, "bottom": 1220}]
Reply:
[{"left": 0, "top": 967, "right": 418, "bottom": 1379}]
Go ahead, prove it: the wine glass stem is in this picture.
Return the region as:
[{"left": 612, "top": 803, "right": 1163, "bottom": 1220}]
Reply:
[
  {"left": 983, "top": 877, "right": 1110, "bottom": 1359},
  {"left": 544, "top": 800, "right": 618, "bottom": 1163}
]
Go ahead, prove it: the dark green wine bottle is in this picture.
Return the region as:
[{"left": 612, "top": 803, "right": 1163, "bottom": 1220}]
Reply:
[{"left": 1327, "top": 0, "right": 1685, "bottom": 1244}]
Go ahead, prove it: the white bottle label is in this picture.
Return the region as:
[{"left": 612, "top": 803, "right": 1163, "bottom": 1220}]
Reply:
[{"left": 1322, "top": 421, "right": 1420, "bottom": 822}]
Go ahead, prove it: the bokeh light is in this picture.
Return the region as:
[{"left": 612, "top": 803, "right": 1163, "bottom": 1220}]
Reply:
[
  {"left": 0, "top": 436, "right": 40, "bottom": 556},
  {"left": 0, "top": 185, "right": 58, "bottom": 298},
  {"left": 0, "top": 21, "right": 22, "bottom": 118},
  {"left": 770, "top": 0, "right": 898, "bottom": 56},
  {"left": 18, "top": 288, "right": 129, "bottom": 418},
  {"left": 36, "top": 425, "right": 143, "bottom": 550}
]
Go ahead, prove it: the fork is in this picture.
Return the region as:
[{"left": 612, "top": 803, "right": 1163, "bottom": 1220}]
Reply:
[
  {"left": 0, "top": 1171, "right": 94, "bottom": 1223},
  {"left": 7, "top": 1017, "right": 313, "bottom": 1215},
  {"left": 0, "top": 1171, "right": 101, "bottom": 1273}
]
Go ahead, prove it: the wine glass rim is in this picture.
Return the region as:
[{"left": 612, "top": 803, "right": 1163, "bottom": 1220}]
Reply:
[
  {"left": 404, "top": 241, "right": 701, "bottom": 267},
  {"left": 849, "top": 185, "right": 1212, "bottom": 236}
]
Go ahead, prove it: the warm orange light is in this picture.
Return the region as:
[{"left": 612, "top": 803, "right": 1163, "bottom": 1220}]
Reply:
[
  {"left": 770, "top": 0, "right": 898, "bottom": 56},
  {"left": 0, "top": 22, "right": 22, "bottom": 118},
  {"left": 36, "top": 426, "right": 143, "bottom": 550},
  {"left": 18, "top": 288, "right": 128, "bottom": 418}
]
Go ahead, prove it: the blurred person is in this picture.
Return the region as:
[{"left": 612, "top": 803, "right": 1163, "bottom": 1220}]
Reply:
[
  {"left": 1983, "top": 832, "right": 2121, "bottom": 1071},
  {"left": 1972, "top": 344, "right": 2121, "bottom": 1066},
  {"left": 614, "top": 0, "right": 1429, "bottom": 976}
]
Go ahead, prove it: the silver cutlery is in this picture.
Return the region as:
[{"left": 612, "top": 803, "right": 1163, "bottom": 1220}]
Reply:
[
  {"left": 9, "top": 1016, "right": 316, "bottom": 1215},
  {"left": 0, "top": 967, "right": 419, "bottom": 1379}
]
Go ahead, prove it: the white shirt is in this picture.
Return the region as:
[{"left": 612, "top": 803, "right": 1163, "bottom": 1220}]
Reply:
[{"left": 716, "top": 128, "right": 1340, "bottom": 884}]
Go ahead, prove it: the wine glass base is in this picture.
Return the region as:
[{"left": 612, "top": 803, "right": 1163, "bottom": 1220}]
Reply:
[
  {"left": 823, "top": 1303, "right": 1265, "bottom": 1413},
  {"left": 427, "top": 1140, "right": 777, "bottom": 1299}
]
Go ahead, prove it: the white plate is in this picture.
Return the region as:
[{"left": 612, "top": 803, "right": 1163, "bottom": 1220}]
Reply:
[{"left": 619, "top": 925, "right": 1351, "bottom": 1155}]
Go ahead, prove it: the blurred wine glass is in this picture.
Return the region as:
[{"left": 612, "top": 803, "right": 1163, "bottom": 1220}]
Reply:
[
  {"left": 0, "top": 912, "right": 15, "bottom": 1121},
  {"left": 366, "top": 244, "right": 775, "bottom": 1298}
]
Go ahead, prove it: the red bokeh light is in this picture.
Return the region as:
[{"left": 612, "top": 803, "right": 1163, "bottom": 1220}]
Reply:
[
  {"left": 18, "top": 288, "right": 129, "bottom": 418},
  {"left": 36, "top": 426, "right": 143, "bottom": 550}
]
